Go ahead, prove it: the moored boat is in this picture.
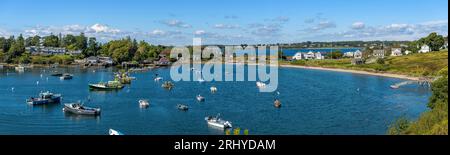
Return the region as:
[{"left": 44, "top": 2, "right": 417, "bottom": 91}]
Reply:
[
  {"left": 177, "top": 104, "right": 189, "bottom": 111},
  {"left": 274, "top": 99, "right": 281, "bottom": 108},
  {"left": 109, "top": 129, "right": 124, "bottom": 135},
  {"left": 63, "top": 103, "right": 101, "bottom": 115},
  {"left": 161, "top": 81, "right": 174, "bottom": 89},
  {"left": 205, "top": 114, "right": 232, "bottom": 129},
  {"left": 196, "top": 95, "right": 205, "bottom": 102},
  {"left": 15, "top": 66, "right": 25, "bottom": 72},
  {"left": 139, "top": 99, "right": 150, "bottom": 108},
  {"left": 256, "top": 81, "right": 266, "bottom": 88},
  {"left": 154, "top": 77, "right": 163, "bottom": 82},
  {"left": 26, "top": 91, "right": 62, "bottom": 105},
  {"left": 59, "top": 73, "right": 73, "bottom": 80},
  {"left": 89, "top": 81, "right": 124, "bottom": 90},
  {"left": 210, "top": 86, "right": 218, "bottom": 93}
]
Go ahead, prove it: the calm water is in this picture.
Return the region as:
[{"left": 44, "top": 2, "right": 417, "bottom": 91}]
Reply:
[{"left": 0, "top": 65, "right": 429, "bottom": 135}]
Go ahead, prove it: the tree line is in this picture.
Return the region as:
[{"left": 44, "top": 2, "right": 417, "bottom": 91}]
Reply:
[{"left": 0, "top": 33, "right": 167, "bottom": 64}]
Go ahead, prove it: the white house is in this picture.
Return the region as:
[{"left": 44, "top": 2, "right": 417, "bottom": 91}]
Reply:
[
  {"left": 292, "top": 52, "right": 303, "bottom": 60},
  {"left": 315, "top": 52, "right": 324, "bottom": 60},
  {"left": 343, "top": 52, "right": 354, "bottom": 57},
  {"left": 304, "top": 51, "right": 316, "bottom": 59},
  {"left": 405, "top": 50, "right": 412, "bottom": 55},
  {"left": 354, "top": 50, "right": 363, "bottom": 59},
  {"left": 373, "top": 50, "right": 385, "bottom": 58},
  {"left": 418, "top": 45, "right": 431, "bottom": 53},
  {"left": 390, "top": 48, "right": 403, "bottom": 56}
]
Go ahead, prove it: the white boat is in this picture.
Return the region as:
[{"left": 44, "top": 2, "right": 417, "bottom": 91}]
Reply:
[
  {"left": 256, "top": 81, "right": 266, "bottom": 88},
  {"left": 15, "top": 66, "right": 25, "bottom": 72},
  {"left": 154, "top": 77, "right": 163, "bottom": 82},
  {"left": 198, "top": 78, "right": 205, "bottom": 83},
  {"left": 139, "top": 99, "right": 150, "bottom": 108},
  {"left": 196, "top": 95, "right": 205, "bottom": 102},
  {"left": 205, "top": 114, "right": 232, "bottom": 129},
  {"left": 390, "top": 85, "right": 399, "bottom": 89},
  {"left": 210, "top": 86, "right": 218, "bottom": 93},
  {"left": 109, "top": 129, "right": 124, "bottom": 135}
]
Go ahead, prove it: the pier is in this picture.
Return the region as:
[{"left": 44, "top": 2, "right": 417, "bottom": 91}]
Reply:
[{"left": 390, "top": 78, "right": 433, "bottom": 89}]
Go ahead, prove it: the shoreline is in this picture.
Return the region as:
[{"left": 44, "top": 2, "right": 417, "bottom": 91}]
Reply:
[
  {"left": 2, "top": 62, "right": 421, "bottom": 81},
  {"left": 280, "top": 64, "right": 421, "bottom": 81}
]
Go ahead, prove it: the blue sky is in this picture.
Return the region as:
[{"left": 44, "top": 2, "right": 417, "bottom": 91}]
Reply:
[{"left": 0, "top": 0, "right": 448, "bottom": 45}]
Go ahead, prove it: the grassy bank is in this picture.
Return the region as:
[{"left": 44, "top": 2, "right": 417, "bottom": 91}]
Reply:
[
  {"left": 388, "top": 67, "right": 448, "bottom": 135},
  {"left": 283, "top": 50, "right": 448, "bottom": 77}
]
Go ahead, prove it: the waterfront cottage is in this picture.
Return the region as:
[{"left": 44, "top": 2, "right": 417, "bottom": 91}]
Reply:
[
  {"left": 354, "top": 50, "right": 363, "bottom": 59},
  {"left": 390, "top": 48, "right": 403, "bottom": 57},
  {"left": 86, "top": 56, "right": 99, "bottom": 64},
  {"left": 315, "top": 52, "right": 324, "bottom": 60},
  {"left": 343, "top": 52, "right": 354, "bottom": 57},
  {"left": 418, "top": 45, "right": 431, "bottom": 53},
  {"left": 373, "top": 50, "right": 385, "bottom": 58},
  {"left": 304, "top": 51, "right": 315, "bottom": 59},
  {"left": 292, "top": 52, "right": 303, "bottom": 60}
]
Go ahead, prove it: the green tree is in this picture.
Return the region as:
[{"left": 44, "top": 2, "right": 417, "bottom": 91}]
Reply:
[
  {"left": 133, "top": 41, "right": 151, "bottom": 62},
  {"left": 86, "top": 37, "right": 99, "bottom": 56},
  {"left": 328, "top": 50, "right": 343, "bottom": 59},
  {"left": 76, "top": 33, "right": 87, "bottom": 51},
  {"left": 8, "top": 34, "right": 26, "bottom": 61},
  {"left": 420, "top": 32, "right": 445, "bottom": 51},
  {"left": 43, "top": 34, "right": 59, "bottom": 47}
]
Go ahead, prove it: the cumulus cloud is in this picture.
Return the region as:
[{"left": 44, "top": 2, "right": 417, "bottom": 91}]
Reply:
[
  {"left": 149, "top": 29, "right": 182, "bottom": 37},
  {"left": 351, "top": 22, "right": 365, "bottom": 30},
  {"left": 160, "top": 19, "right": 192, "bottom": 28},
  {"left": 90, "top": 24, "right": 120, "bottom": 33},
  {"left": 303, "top": 21, "right": 336, "bottom": 32},
  {"left": 213, "top": 24, "right": 240, "bottom": 29},
  {"left": 194, "top": 30, "right": 207, "bottom": 35},
  {"left": 22, "top": 24, "right": 126, "bottom": 41},
  {"left": 306, "top": 20, "right": 448, "bottom": 41}
]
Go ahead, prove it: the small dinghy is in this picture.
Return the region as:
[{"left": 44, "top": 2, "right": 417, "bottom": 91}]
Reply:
[
  {"left": 139, "top": 99, "right": 150, "bottom": 108},
  {"left": 109, "top": 129, "right": 124, "bottom": 135},
  {"left": 161, "top": 81, "right": 174, "bottom": 90},
  {"left": 59, "top": 73, "right": 73, "bottom": 80},
  {"left": 274, "top": 99, "right": 282, "bottom": 108},
  {"left": 154, "top": 77, "right": 163, "bottom": 82},
  {"left": 210, "top": 86, "right": 218, "bottom": 93},
  {"left": 196, "top": 95, "right": 205, "bottom": 102},
  {"left": 63, "top": 103, "right": 101, "bottom": 116},
  {"left": 256, "top": 81, "right": 266, "bottom": 88},
  {"left": 177, "top": 104, "right": 189, "bottom": 111},
  {"left": 205, "top": 114, "right": 232, "bottom": 129},
  {"left": 198, "top": 78, "right": 205, "bottom": 83},
  {"left": 390, "top": 85, "right": 399, "bottom": 89}
]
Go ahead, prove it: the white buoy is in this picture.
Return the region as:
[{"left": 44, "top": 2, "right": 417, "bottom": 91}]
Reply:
[
  {"left": 11, "top": 87, "right": 14, "bottom": 92},
  {"left": 36, "top": 81, "right": 39, "bottom": 85},
  {"left": 40, "top": 74, "right": 43, "bottom": 78}
]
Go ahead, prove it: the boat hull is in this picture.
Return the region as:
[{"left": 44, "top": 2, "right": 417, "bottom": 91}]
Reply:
[{"left": 63, "top": 104, "right": 101, "bottom": 116}]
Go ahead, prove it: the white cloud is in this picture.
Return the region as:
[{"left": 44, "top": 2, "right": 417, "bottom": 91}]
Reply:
[
  {"left": 303, "top": 21, "right": 336, "bottom": 32},
  {"left": 305, "top": 20, "right": 448, "bottom": 41},
  {"left": 161, "top": 20, "right": 192, "bottom": 28},
  {"left": 351, "top": 22, "right": 365, "bottom": 30},
  {"left": 90, "top": 24, "right": 120, "bottom": 33},
  {"left": 194, "top": 30, "right": 206, "bottom": 35},
  {"left": 213, "top": 24, "right": 240, "bottom": 29}
]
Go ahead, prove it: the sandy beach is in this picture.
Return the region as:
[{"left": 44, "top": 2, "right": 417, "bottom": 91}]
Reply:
[{"left": 280, "top": 64, "right": 421, "bottom": 81}]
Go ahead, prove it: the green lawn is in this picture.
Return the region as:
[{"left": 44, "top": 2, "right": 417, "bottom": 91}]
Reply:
[{"left": 284, "top": 50, "right": 448, "bottom": 77}]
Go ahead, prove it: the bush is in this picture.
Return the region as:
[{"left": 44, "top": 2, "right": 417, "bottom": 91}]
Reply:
[{"left": 376, "top": 58, "right": 385, "bottom": 64}]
